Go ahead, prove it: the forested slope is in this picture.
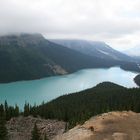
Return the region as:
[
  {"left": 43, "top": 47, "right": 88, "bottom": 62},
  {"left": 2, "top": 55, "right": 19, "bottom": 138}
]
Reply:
[
  {"left": 0, "top": 82, "right": 140, "bottom": 129},
  {"left": 0, "top": 34, "right": 119, "bottom": 83},
  {"left": 31, "top": 82, "right": 140, "bottom": 128},
  {"left": 0, "top": 34, "right": 139, "bottom": 83}
]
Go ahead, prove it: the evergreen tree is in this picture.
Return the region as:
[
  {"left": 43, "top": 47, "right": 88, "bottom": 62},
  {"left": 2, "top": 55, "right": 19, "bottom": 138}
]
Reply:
[
  {"left": 24, "top": 102, "right": 30, "bottom": 117},
  {"left": 31, "top": 123, "right": 40, "bottom": 140},
  {"left": 14, "top": 104, "right": 19, "bottom": 117},
  {"left": 44, "top": 133, "right": 48, "bottom": 140},
  {"left": 4, "top": 101, "right": 9, "bottom": 120},
  {"left": 0, "top": 118, "right": 8, "bottom": 140},
  {"left": 0, "top": 109, "right": 8, "bottom": 140}
]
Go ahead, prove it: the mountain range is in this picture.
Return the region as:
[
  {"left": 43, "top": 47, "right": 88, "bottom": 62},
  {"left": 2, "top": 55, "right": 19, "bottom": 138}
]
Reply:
[
  {"left": 0, "top": 34, "right": 139, "bottom": 83},
  {"left": 50, "top": 39, "right": 133, "bottom": 62},
  {"left": 50, "top": 39, "right": 140, "bottom": 72}
]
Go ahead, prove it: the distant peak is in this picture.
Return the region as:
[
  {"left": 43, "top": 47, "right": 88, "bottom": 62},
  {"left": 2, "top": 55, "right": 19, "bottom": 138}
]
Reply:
[{"left": 94, "top": 82, "right": 125, "bottom": 89}]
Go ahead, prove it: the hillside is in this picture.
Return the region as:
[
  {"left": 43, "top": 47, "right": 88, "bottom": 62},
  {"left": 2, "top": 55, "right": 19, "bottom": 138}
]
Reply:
[
  {"left": 50, "top": 39, "right": 140, "bottom": 72},
  {"left": 50, "top": 39, "right": 132, "bottom": 61},
  {"left": 0, "top": 82, "right": 140, "bottom": 140},
  {"left": 135, "top": 56, "right": 140, "bottom": 62},
  {"left": 0, "top": 34, "right": 139, "bottom": 83},
  {"left": 6, "top": 111, "right": 140, "bottom": 140},
  {"left": 54, "top": 111, "right": 140, "bottom": 140},
  {"left": 0, "top": 34, "right": 65, "bottom": 82},
  {"left": 0, "top": 34, "right": 118, "bottom": 83},
  {"left": 32, "top": 82, "right": 140, "bottom": 128}
]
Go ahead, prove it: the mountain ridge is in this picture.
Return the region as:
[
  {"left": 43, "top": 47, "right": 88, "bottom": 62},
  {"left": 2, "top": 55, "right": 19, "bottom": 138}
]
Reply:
[{"left": 50, "top": 39, "right": 133, "bottom": 62}]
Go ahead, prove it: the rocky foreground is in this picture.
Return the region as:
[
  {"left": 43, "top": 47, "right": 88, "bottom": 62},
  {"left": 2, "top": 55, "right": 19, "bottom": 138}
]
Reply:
[
  {"left": 53, "top": 111, "right": 140, "bottom": 140},
  {"left": 6, "top": 111, "right": 140, "bottom": 140},
  {"left": 7, "top": 116, "right": 66, "bottom": 140}
]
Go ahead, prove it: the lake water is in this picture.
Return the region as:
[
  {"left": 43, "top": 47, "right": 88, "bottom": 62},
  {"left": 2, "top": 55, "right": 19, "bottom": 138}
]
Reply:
[{"left": 0, "top": 67, "right": 138, "bottom": 108}]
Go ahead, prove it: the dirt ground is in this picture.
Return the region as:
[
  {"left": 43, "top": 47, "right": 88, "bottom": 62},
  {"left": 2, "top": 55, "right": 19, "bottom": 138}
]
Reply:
[{"left": 53, "top": 111, "right": 140, "bottom": 140}]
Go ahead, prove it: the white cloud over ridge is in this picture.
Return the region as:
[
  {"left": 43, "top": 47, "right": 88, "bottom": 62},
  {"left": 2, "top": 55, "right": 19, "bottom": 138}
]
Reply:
[{"left": 0, "top": 0, "right": 140, "bottom": 50}]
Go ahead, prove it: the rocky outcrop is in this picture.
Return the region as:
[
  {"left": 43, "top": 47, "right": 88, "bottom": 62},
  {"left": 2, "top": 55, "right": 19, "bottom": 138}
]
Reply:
[
  {"left": 53, "top": 111, "right": 140, "bottom": 140},
  {"left": 7, "top": 116, "right": 66, "bottom": 140},
  {"left": 44, "top": 64, "right": 67, "bottom": 75}
]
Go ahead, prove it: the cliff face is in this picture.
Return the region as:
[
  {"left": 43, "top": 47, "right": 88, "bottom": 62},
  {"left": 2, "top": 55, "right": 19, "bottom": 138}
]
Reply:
[
  {"left": 53, "top": 111, "right": 140, "bottom": 140},
  {"left": 6, "top": 116, "right": 66, "bottom": 140}
]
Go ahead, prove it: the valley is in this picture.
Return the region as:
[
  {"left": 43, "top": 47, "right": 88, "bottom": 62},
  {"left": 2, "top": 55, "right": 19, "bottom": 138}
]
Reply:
[{"left": 54, "top": 111, "right": 140, "bottom": 140}]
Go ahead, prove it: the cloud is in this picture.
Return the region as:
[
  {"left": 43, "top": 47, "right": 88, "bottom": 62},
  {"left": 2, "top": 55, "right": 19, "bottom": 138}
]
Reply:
[{"left": 0, "top": 0, "right": 140, "bottom": 50}]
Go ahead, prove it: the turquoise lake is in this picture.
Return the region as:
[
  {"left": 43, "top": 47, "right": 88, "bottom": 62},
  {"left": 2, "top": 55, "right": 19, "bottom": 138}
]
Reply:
[{"left": 0, "top": 67, "right": 138, "bottom": 108}]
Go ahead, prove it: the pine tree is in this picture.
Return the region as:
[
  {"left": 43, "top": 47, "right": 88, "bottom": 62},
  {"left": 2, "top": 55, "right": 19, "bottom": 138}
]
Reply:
[
  {"left": 0, "top": 105, "right": 8, "bottom": 140},
  {"left": 4, "top": 101, "right": 9, "bottom": 120},
  {"left": 44, "top": 133, "right": 48, "bottom": 140},
  {"left": 0, "top": 117, "right": 8, "bottom": 140},
  {"left": 31, "top": 123, "right": 40, "bottom": 140},
  {"left": 14, "top": 104, "right": 19, "bottom": 117},
  {"left": 24, "top": 102, "right": 30, "bottom": 117}
]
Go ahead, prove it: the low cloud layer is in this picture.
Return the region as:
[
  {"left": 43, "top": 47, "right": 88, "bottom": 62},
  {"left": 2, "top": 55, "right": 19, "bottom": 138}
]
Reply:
[{"left": 0, "top": 0, "right": 140, "bottom": 50}]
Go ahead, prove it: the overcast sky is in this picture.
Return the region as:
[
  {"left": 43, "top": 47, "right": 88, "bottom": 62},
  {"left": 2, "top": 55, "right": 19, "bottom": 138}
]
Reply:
[{"left": 0, "top": 0, "right": 140, "bottom": 50}]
